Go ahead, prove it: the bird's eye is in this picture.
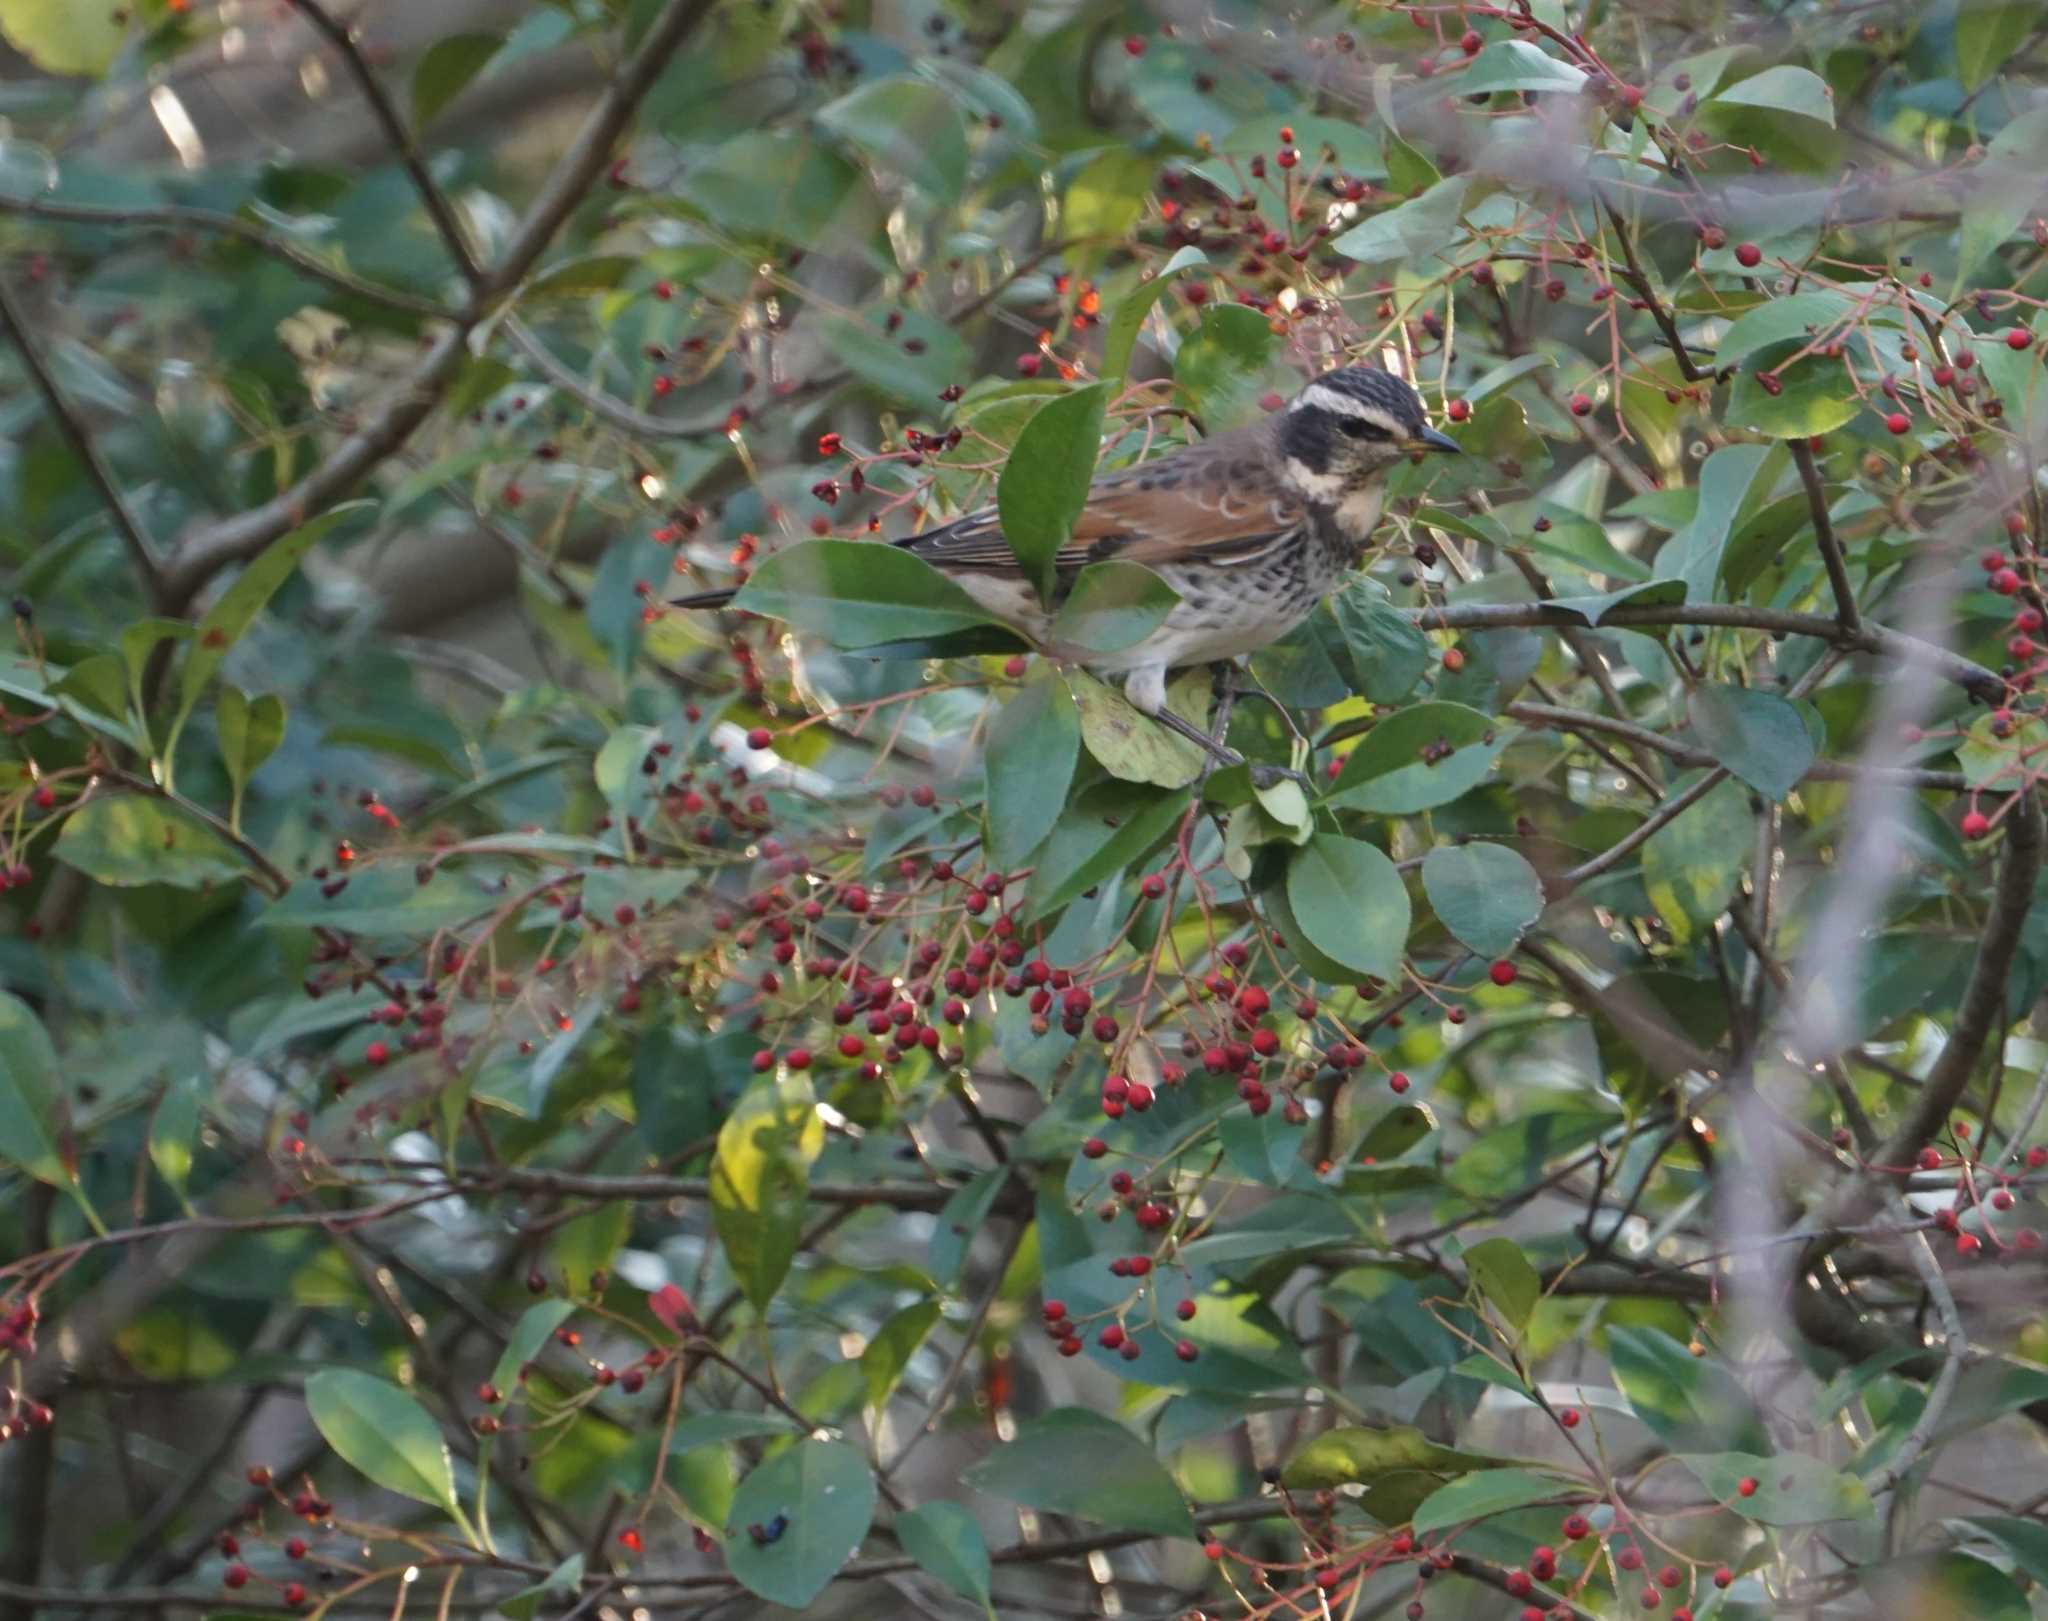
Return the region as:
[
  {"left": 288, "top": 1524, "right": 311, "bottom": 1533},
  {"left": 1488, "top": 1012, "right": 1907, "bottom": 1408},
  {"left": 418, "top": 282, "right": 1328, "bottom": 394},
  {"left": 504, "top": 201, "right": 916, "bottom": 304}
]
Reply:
[{"left": 1337, "top": 417, "right": 1391, "bottom": 440}]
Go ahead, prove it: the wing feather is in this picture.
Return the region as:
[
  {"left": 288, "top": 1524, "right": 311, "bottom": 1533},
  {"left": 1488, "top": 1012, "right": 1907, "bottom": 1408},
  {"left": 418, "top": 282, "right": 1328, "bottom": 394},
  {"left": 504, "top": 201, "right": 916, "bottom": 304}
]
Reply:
[{"left": 899, "top": 429, "right": 1302, "bottom": 576}]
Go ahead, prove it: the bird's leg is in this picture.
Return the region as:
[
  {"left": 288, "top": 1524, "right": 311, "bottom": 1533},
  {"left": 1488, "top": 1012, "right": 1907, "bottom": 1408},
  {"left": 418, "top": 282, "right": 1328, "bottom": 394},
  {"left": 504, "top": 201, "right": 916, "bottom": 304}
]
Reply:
[{"left": 1203, "top": 661, "right": 1313, "bottom": 793}]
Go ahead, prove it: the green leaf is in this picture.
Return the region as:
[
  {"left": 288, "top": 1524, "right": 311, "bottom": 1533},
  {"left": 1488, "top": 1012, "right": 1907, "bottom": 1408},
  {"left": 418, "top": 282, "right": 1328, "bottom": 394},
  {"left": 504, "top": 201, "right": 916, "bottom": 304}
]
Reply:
[
  {"left": 1725, "top": 353, "right": 1860, "bottom": 439},
  {"left": 996, "top": 384, "right": 1107, "bottom": 604},
  {"left": 930, "top": 1169, "right": 1010, "bottom": 1288},
  {"left": 733, "top": 540, "right": 1002, "bottom": 649},
  {"left": 898, "top": 1501, "right": 994, "bottom": 1610},
  {"left": 549, "top": 1203, "right": 627, "bottom": 1295},
  {"left": 1328, "top": 702, "right": 1507, "bottom": 813},
  {"left": 678, "top": 132, "right": 864, "bottom": 249},
  {"left": 862, "top": 1300, "right": 941, "bottom": 1412},
  {"left": 1103, "top": 245, "right": 1208, "bottom": 382},
  {"left": 1956, "top": 0, "right": 2035, "bottom": 91},
  {"left": 1688, "top": 685, "right": 1814, "bottom": 800},
  {"left": 826, "top": 308, "right": 971, "bottom": 405},
  {"left": 1175, "top": 304, "right": 1281, "bottom": 431},
  {"left": 1662, "top": 443, "right": 1773, "bottom": 604},
  {"left": 668, "top": 1413, "right": 801, "bottom": 1454},
  {"left": 0, "top": 0, "right": 126, "bottom": 75},
  {"left": 1964, "top": 1517, "right": 2048, "bottom": 1587},
  {"left": 1283, "top": 1425, "right": 1500, "bottom": 1489},
  {"left": 1331, "top": 177, "right": 1472, "bottom": 266},
  {"left": 1711, "top": 65, "right": 1835, "bottom": 125},
  {"left": 413, "top": 32, "right": 501, "bottom": 126},
  {"left": 1049, "top": 561, "right": 1179, "bottom": 653},
  {"left": 1862, "top": 1555, "right": 2028, "bottom": 1621},
  {"left": 168, "top": 502, "right": 370, "bottom": 788},
  {"left": 490, "top": 1301, "right": 576, "bottom": 1395},
  {"left": 817, "top": 76, "right": 970, "bottom": 202},
  {"left": 724, "top": 1440, "right": 878, "bottom": 1609},
  {"left": 1070, "top": 669, "right": 1208, "bottom": 789},
  {"left": 216, "top": 687, "right": 287, "bottom": 815},
  {"left": 1715, "top": 290, "right": 1863, "bottom": 369},
  {"left": 1609, "top": 1327, "right": 1767, "bottom": 1453},
  {"left": 148, "top": 1074, "right": 203, "bottom": 1199},
  {"left": 1421, "top": 843, "right": 1545, "bottom": 958},
  {"left": 1677, "top": 1453, "right": 1871, "bottom": 1526},
  {"left": 1410, "top": 1467, "right": 1581, "bottom": 1535},
  {"left": 1285, "top": 835, "right": 1411, "bottom": 982},
  {"left": 1329, "top": 584, "right": 1431, "bottom": 703},
  {"left": 710, "top": 1075, "right": 826, "bottom": 1312},
  {"left": 1642, "top": 775, "right": 1753, "bottom": 945},
  {"left": 304, "top": 1370, "right": 462, "bottom": 1518},
  {"left": 54, "top": 795, "right": 246, "bottom": 889},
  {"left": 1445, "top": 1108, "right": 1617, "bottom": 1197},
  {"left": 1960, "top": 108, "right": 2048, "bottom": 273},
  {"left": 633, "top": 1023, "right": 750, "bottom": 1157},
  {"left": 1063, "top": 150, "right": 1155, "bottom": 243},
  {"left": 1458, "top": 40, "right": 1588, "bottom": 94},
  {"left": 0, "top": 993, "right": 76, "bottom": 1201},
  {"left": 962, "top": 1408, "right": 1196, "bottom": 1536},
  {"left": 495, "top": 1555, "right": 584, "bottom": 1621},
  {"left": 1024, "top": 781, "right": 1192, "bottom": 919},
  {"left": 986, "top": 674, "right": 1081, "bottom": 868},
  {"left": 1463, "top": 1237, "right": 1541, "bottom": 1333}
]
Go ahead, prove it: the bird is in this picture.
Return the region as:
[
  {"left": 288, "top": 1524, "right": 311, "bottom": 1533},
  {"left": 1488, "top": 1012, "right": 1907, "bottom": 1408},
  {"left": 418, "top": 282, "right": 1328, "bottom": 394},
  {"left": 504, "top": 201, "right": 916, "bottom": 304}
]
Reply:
[{"left": 673, "top": 364, "right": 1461, "bottom": 781}]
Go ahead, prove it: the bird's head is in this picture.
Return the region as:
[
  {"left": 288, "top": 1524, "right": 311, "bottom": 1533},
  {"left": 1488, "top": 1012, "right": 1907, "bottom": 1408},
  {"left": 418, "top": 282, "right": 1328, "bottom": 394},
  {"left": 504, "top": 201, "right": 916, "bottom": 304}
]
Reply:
[{"left": 1275, "top": 365, "right": 1462, "bottom": 503}]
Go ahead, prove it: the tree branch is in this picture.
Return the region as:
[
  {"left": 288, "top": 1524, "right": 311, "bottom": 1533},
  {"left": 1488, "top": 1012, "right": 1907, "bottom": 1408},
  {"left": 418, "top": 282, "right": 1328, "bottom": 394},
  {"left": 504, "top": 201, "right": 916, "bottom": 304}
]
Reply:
[
  {"left": 284, "top": 0, "right": 481, "bottom": 288},
  {"left": 0, "top": 275, "right": 166, "bottom": 610},
  {"left": 1791, "top": 437, "right": 1861, "bottom": 635},
  {"left": 160, "top": 0, "right": 719, "bottom": 613}
]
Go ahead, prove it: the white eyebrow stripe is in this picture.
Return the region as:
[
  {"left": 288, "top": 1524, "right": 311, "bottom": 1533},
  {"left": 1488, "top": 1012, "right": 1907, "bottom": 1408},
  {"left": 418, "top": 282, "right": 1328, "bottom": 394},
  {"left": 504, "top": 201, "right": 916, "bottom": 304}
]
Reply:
[{"left": 1292, "top": 383, "right": 1377, "bottom": 416}]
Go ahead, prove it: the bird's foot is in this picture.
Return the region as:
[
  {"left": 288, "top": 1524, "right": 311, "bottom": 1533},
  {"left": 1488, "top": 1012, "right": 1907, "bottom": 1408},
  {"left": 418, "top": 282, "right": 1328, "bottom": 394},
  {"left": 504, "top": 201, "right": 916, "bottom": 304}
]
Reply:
[{"left": 1248, "top": 763, "right": 1315, "bottom": 794}]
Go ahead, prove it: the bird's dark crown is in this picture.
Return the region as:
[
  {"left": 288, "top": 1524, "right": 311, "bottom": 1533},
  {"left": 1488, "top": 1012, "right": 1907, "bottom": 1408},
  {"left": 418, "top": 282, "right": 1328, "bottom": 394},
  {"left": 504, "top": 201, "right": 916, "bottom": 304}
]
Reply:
[{"left": 1276, "top": 365, "right": 1428, "bottom": 482}]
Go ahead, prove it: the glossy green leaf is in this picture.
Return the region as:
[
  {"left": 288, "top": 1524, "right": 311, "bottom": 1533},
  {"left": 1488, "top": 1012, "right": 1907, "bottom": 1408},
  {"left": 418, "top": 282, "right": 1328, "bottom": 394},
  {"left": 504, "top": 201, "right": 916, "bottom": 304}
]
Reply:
[
  {"left": 1283, "top": 1425, "right": 1500, "bottom": 1489},
  {"left": 996, "top": 383, "right": 1107, "bottom": 604},
  {"left": 1459, "top": 40, "right": 1587, "bottom": 94},
  {"left": 1688, "top": 684, "right": 1814, "bottom": 800},
  {"left": 862, "top": 1300, "right": 941, "bottom": 1411},
  {"left": 1610, "top": 1328, "right": 1767, "bottom": 1453},
  {"left": 0, "top": 0, "right": 125, "bottom": 75},
  {"left": 1712, "top": 65, "right": 1835, "bottom": 125},
  {"left": 216, "top": 687, "right": 286, "bottom": 818},
  {"left": 1332, "top": 177, "right": 1472, "bottom": 265},
  {"left": 1463, "top": 1237, "right": 1541, "bottom": 1332},
  {"left": 413, "top": 32, "right": 501, "bottom": 127},
  {"left": 1963, "top": 1516, "right": 2048, "bottom": 1587},
  {"left": 930, "top": 1169, "right": 1009, "bottom": 1288},
  {"left": 710, "top": 1075, "right": 825, "bottom": 1312},
  {"left": 1070, "top": 669, "right": 1208, "bottom": 788},
  {"left": 897, "top": 1501, "right": 993, "bottom": 1609},
  {"left": 0, "top": 993, "right": 77, "bottom": 1205},
  {"left": 304, "top": 1371, "right": 462, "bottom": 1517},
  {"left": 54, "top": 795, "right": 246, "bottom": 889},
  {"left": 985, "top": 673, "right": 1081, "bottom": 868},
  {"left": 1410, "top": 1467, "right": 1582, "bottom": 1535},
  {"left": 1285, "top": 835, "right": 1410, "bottom": 982},
  {"left": 490, "top": 1300, "right": 576, "bottom": 1396},
  {"left": 733, "top": 539, "right": 1002, "bottom": 648},
  {"left": 817, "top": 76, "right": 969, "bottom": 202},
  {"left": 1328, "top": 702, "right": 1507, "bottom": 813},
  {"left": 724, "top": 1440, "right": 878, "bottom": 1609},
  {"left": 1024, "top": 781, "right": 1192, "bottom": 919},
  {"left": 1642, "top": 774, "right": 1754, "bottom": 945},
  {"left": 962, "top": 1408, "right": 1196, "bottom": 1535},
  {"left": 1421, "top": 843, "right": 1545, "bottom": 958},
  {"left": 1329, "top": 584, "right": 1431, "bottom": 703},
  {"left": 1103, "top": 245, "right": 1208, "bottom": 381},
  {"left": 1956, "top": 0, "right": 2036, "bottom": 90},
  {"left": 1678, "top": 1453, "right": 1871, "bottom": 1526},
  {"left": 1174, "top": 303, "right": 1281, "bottom": 430}
]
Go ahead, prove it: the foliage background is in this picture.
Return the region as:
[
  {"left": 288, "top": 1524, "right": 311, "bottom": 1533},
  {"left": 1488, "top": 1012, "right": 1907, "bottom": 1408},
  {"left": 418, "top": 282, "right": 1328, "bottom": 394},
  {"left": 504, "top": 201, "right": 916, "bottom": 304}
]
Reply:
[{"left": 4, "top": 1, "right": 2048, "bottom": 1619}]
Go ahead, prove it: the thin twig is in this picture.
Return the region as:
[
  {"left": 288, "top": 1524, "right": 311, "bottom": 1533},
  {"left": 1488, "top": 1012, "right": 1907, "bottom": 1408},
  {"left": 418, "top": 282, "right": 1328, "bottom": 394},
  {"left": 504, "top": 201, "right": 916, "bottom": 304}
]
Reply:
[
  {"left": 0, "top": 275, "right": 165, "bottom": 609},
  {"left": 1791, "top": 437, "right": 1862, "bottom": 635}
]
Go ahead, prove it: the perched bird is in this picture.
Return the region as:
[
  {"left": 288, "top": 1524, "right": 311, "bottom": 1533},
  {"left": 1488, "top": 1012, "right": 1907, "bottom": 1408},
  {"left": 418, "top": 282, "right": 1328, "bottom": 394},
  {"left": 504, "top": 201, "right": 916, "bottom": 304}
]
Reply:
[{"left": 674, "top": 364, "right": 1460, "bottom": 777}]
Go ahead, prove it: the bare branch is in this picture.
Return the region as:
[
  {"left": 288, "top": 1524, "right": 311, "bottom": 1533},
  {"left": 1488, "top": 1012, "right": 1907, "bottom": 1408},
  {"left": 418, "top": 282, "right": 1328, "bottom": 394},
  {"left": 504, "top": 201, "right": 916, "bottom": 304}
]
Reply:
[{"left": 1791, "top": 437, "right": 1861, "bottom": 636}]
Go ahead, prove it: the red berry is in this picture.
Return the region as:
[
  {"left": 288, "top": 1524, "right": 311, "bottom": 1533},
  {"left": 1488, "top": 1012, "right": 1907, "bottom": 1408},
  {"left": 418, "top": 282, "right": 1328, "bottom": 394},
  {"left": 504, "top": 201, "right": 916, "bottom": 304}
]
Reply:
[
  {"left": 746, "top": 727, "right": 772, "bottom": 750},
  {"left": 1713, "top": 1568, "right": 1733, "bottom": 1589},
  {"left": 1736, "top": 1476, "right": 1758, "bottom": 1497},
  {"left": 1488, "top": 960, "right": 1517, "bottom": 986},
  {"left": 365, "top": 1040, "right": 390, "bottom": 1066},
  {"left": 1569, "top": 392, "right": 1593, "bottom": 416},
  {"left": 1175, "top": 1339, "right": 1199, "bottom": 1361},
  {"left": 1016, "top": 353, "right": 1042, "bottom": 377},
  {"left": 1734, "top": 242, "right": 1762, "bottom": 267},
  {"left": 1885, "top": 411, "right": 1911, "bottom": 435},
  {"left": 1177, "top": 1299, "right": 1197, "bottom": 1320},
  {"left": 1460, "top": 28, "right": 1482, "bottom": 53},
  {"left": 223, "top": 1566, "right": 249, "bottom": 1590},
  {"left": 1123, "top": 35, "right": 1146, "bottom": 55},
  {"left": 1389, "top": 1072, "right": 1410, "bottom": 1094},
  {"left": 1082, "top": 1137, "right": 1107, "bottom": 1159},
  {"left": 1099, "top": 1324, "right": 1125, "bottom": 1349},
  {"left": 1992, "top": 567, "right": 2022, "bottom": 595},
  {"left": 1962, "top": 811, "right": 1992, "bottom": 839},
  {"left": 1446, "top": 398, "right": 1470, "bottom": 422},
  {"left": 283, "top": 1584, "right": 307, "bottom": 1608},
  {"left": 286, "top": 1537, "right": 308, "bottom": 1559},
  {"left": 2009, "top": 327, "right": 2034, "bottom": 350}
]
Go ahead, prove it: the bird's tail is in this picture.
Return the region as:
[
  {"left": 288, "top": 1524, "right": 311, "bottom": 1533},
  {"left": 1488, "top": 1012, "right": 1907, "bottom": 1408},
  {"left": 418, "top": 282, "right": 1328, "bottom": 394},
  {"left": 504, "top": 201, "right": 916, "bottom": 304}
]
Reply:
[{"left": 670, "top": 585, "right": 738, "bottom": 610}]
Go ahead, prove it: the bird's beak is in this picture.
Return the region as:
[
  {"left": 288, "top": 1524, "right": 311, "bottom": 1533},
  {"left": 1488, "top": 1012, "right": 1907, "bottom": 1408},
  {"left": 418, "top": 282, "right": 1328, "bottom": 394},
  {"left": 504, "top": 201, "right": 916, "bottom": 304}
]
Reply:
[{"left": 1411, "top": 425, "right": 1464, "bottom": 454}]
